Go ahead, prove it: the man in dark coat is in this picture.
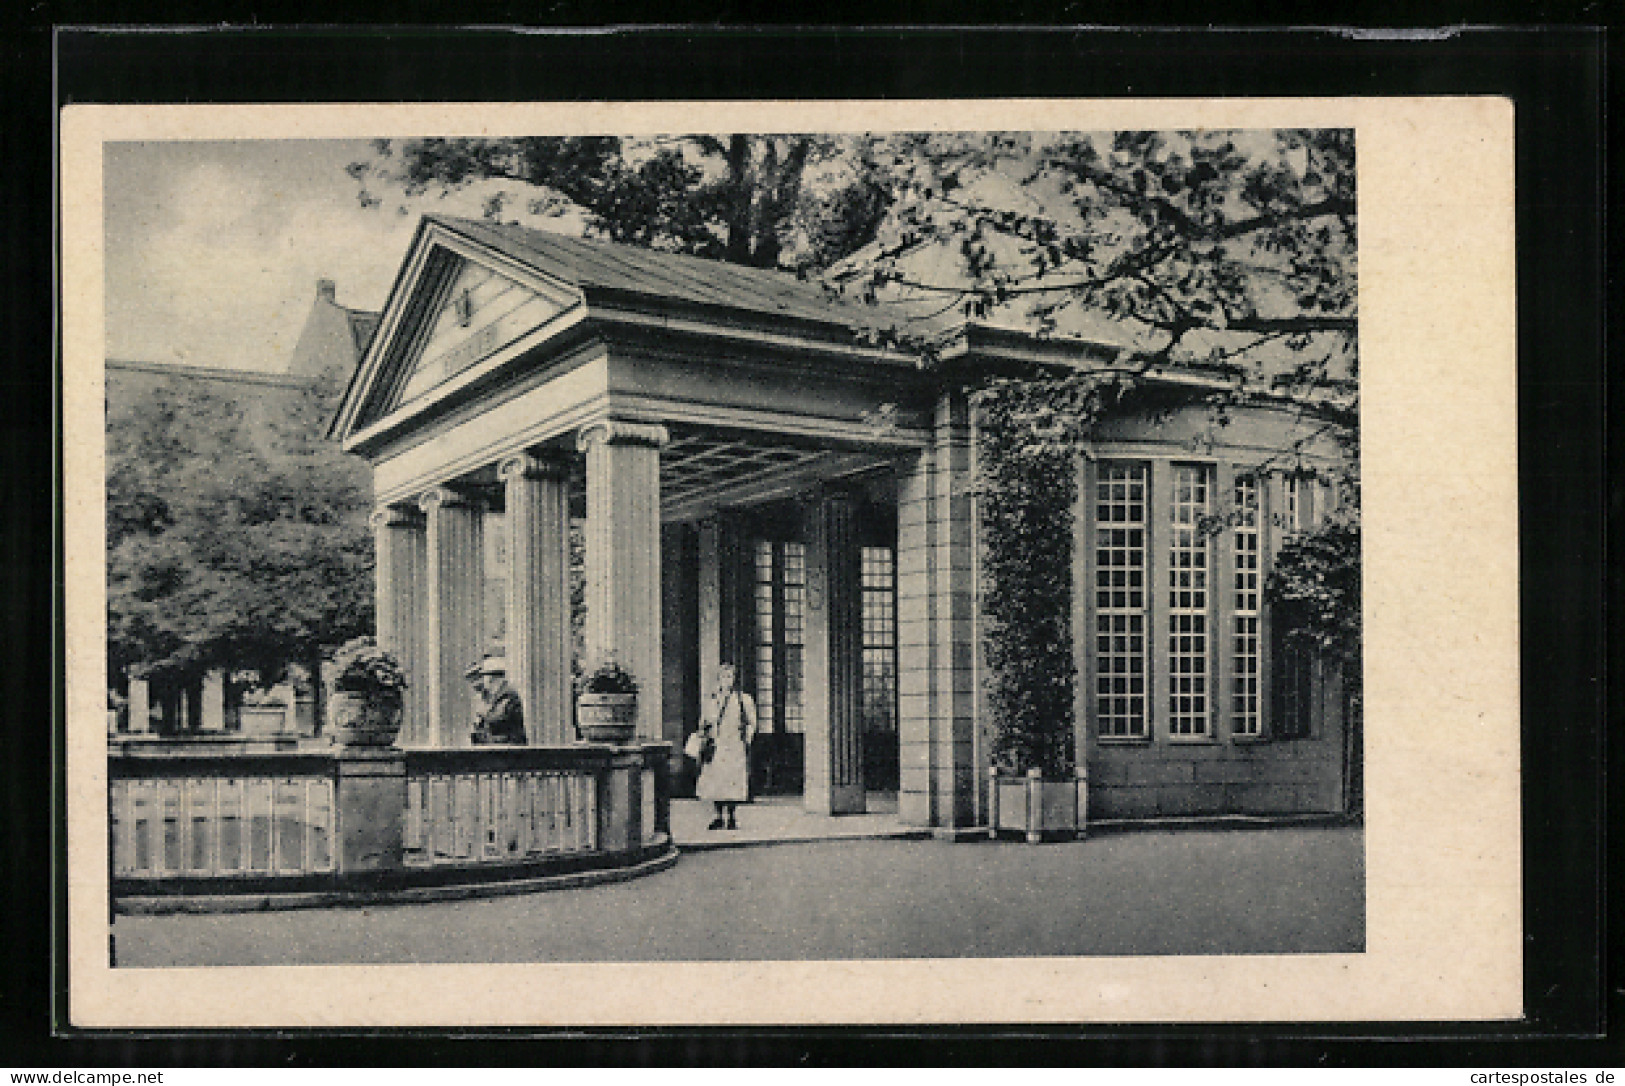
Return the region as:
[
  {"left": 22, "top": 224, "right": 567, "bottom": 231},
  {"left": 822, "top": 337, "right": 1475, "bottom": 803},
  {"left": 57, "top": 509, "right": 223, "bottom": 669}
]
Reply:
[{"left": 466, "top": 655, "right": 525, "bottom": 745}]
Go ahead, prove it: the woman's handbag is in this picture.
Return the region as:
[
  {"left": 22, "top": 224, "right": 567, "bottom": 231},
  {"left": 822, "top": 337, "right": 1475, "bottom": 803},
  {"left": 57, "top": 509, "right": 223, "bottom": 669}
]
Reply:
[{"left": 684, "top": 729, "right": 715, "bottom": 765}]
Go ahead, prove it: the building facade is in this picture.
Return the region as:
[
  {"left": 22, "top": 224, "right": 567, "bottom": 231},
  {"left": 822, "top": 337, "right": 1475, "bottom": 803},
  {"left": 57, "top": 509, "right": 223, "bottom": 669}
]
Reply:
[{"left": 331, "top": 215, "right": 1357, "bottom": 827}]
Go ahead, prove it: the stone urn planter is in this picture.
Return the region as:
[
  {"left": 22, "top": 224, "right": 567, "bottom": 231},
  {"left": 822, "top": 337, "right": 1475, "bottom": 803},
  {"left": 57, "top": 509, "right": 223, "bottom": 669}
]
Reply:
[
  {"left": 989, "top": 767, "right": 1087, "bottom": 843},
  {"left": 326, "top": 637, "right": 409, "bottom": 748},
  {"left": 576, "top": 659, "right": 639, "bottom": 743},
  {"left": 576, "top": 693, "right": 638, "bottom": 743},
  {"left": 328, "top": 691, "right": 403, "bottom": 747}
]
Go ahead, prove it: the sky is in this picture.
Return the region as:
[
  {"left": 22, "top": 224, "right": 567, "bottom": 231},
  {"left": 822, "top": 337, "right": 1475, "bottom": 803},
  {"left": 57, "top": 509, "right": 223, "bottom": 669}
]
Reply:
[
  {"left": 101, "top": 131, "right": 1328, "bottom": 375},
  {"left": 103, "top": 140, "right": 581, "bottom": 373}
]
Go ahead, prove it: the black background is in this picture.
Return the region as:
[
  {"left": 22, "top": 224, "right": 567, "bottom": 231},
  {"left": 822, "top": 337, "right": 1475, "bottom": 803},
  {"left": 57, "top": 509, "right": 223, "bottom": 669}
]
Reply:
[{"left": 2, "top": 16, "right": 1610, "bottom": 1067}]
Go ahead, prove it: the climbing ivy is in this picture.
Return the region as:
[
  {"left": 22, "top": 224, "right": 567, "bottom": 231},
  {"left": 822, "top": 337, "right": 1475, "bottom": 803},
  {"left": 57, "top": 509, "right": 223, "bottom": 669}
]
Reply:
[
  {"left": 1265, "top": 515, "right": 1362, "bottom": 670},
  {"left": 975, "top": 374, "right": 1130, "bottom": 778}
]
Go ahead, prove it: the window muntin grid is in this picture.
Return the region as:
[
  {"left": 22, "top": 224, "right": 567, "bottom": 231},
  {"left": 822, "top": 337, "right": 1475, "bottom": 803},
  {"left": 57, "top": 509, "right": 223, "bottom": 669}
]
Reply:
[
  {"left": 1283, "top": 475, "right": 1303, "bottom": 533},
  {"left": 780, "top": 543, "right": 806, "bottom": 734},
  {"left": 860, "top": 546, "right": 897, "bottom": 734},
  {"left": 1167, "top": 464, "right": 1211, "bottom": 737},
  {"left": 1231, "top": 476, "right": 1261, "bottom": 736},
  {"left": 1094, "top": 462, "right": 1147, "bottom": 737},
  {"left": 753, "top": 541, "right": 775, "bottom": 728}
]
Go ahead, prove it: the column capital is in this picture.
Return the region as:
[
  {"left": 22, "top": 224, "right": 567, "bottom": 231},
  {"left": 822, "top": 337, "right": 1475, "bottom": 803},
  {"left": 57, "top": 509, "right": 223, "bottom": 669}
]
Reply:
[
  {"left": 418, "top": 485, "right": 478, "bottom": 515},
  {"left": 370, "top": 504, "right": 425, "bottom": 531},
  {"left": 577, "top": 419, "right": 669, "bottom": 452},
  {"left": 498, "top": 450, "right": 572, "bottom": 484}
]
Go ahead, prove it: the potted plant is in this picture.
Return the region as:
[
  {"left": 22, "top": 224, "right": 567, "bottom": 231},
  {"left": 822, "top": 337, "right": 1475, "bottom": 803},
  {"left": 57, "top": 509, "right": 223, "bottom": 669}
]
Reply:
[
  {"left": 575, "top": 658, "right": 638, "bottom": 743},
  {"left": 326, "top": 636, "right": 408, "bottom": 746}
]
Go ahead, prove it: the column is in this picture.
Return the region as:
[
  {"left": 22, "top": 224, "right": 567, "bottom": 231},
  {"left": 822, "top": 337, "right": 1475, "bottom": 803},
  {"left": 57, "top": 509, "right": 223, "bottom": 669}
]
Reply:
[
  {"left": 697, "top": 511, "right": 751, "bottom": 700},
  {"left": 127, "top": 677, "right": 150, "bottom": 734},
  {"left": 199, "top": 670, "right": 226, "bottom": 732},
  {"left": 578, "top": 420, "right": 667, "bottom": 740},
  {"left": 372, "top": 504, "right": 429, "bottom": 747},
  {"left": 419, "top": 486, "right": 484, "bottom": 748},
  {"left": 895, "top": 391, "right": 979, "bottom": 829},
  {"left": 660, "top": 524, "right": 699, "bottom": 747},
  {"left": 697, "top": 516, "right": 723, "bottom": 700},
  {"left": 499, "top": 452, "right": 572, "bottom": 745},
  {"left": 802, "top": 488, "right": 866, "bottom": 814}
]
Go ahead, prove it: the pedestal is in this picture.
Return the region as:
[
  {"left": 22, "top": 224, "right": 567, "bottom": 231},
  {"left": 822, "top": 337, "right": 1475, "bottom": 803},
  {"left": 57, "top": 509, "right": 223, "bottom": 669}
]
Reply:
[{"left": 334, "top": 748, "right": 407, "bottom": 874}]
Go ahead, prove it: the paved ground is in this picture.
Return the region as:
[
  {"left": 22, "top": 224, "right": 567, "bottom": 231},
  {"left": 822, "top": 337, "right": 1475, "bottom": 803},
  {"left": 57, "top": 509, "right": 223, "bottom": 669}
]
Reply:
[
  {"left": 669, "top": 794, "right": 915, "bottom": 849},
  {"left": 113, "top": 824, "right": 1363, "bottom": 967}
]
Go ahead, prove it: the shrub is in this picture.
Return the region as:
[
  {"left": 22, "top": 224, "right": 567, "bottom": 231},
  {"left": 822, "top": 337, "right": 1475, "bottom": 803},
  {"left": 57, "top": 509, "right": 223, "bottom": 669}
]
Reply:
[
  {"left": 329, "top": 636, "right": 407, "bottom": 702},
  {"left": 578, "top": 658, "right": 638, "bottom": 697}
]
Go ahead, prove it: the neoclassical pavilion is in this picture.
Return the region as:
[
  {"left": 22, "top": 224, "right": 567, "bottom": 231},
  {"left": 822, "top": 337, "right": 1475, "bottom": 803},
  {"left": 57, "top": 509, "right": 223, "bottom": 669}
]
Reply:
[{"left": 331, "top": 215, "right": 1356, "bottom": 829}]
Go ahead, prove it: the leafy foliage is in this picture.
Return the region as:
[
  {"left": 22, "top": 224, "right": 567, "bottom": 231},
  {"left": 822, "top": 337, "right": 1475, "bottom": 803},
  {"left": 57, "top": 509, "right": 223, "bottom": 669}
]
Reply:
[
  {"left": 106, "top": 371, "right": 375, "bottom": 687},
  {"left": 976, "top": 380, "right": 1081, "bottom": 777},
  {"left": 349, "top": 135, "right": 893, "bottom": 272},
  {"left": 329, "top": 636, "right": 407, "bottom": 701},
  {"left": 1265, "top": 516, "right": 1362, "bottom": 671},
  {"left": 578, "top": 658, "right": 638, "bottom": 697}
]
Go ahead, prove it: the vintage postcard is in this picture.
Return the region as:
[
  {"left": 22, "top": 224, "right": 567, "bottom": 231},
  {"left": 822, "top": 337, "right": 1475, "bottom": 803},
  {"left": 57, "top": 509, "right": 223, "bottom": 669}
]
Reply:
[{"left": 63, "top": 96, "right": 1519, "bottom": 1027}]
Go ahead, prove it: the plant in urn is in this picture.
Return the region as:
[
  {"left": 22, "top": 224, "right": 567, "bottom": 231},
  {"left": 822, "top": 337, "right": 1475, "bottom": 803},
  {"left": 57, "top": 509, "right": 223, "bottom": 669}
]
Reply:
[
  {"left": 327, "top": 636, "right": 407, "bottom": 746},
  {"left": 575, "top": 657, "right": 639, "bottom": 743}
]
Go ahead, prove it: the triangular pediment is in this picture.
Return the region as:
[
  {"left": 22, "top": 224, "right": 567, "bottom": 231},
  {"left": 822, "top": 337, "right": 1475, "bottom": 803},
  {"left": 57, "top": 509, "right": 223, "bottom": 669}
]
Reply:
[
  {"left": 337, "top": 224, "right": 584, "bottom": 438},
  {"left": 392, "top": 255, "right": 573, "bottom": 407}
]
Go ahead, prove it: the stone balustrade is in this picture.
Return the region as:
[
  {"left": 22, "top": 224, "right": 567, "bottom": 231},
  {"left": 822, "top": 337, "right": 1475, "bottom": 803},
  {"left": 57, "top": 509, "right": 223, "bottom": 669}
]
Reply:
[{"left": 108, "top": 740, "right": 674, "bottom": 910}]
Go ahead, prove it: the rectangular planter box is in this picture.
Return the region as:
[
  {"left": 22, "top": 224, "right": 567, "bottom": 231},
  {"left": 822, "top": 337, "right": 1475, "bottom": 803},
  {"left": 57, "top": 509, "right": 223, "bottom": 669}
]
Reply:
[
  {"left": 239, "top": 706, "right": 290, "bottom": 736},
  {"left": 989, "top": 769, "right": 1087, "bottom": 842}
]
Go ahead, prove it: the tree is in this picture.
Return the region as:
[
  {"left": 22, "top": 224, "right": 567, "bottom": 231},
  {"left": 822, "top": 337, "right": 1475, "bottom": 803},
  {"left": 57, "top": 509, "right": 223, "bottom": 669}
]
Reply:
[
  {"left": 842, "top": 131, "right": 1354, "bottom": 375},
  {"left": 352, "top": 128, "right": 1354, "bottom": 402},
  {"left": 348, "top": 135, "right": 894, "bottom": 272},
  {"left": 106, "top": 371, "right": 375, "bottom": 707},
  {"left": 837, "top": 128, "right": 1361, "bottom": 556}
]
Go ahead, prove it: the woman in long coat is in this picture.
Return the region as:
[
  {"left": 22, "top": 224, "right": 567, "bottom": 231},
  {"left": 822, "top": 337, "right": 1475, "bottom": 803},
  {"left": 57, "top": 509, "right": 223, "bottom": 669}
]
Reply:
[{"left": 695, "top": 663, "right": 757, "bottom": 830}]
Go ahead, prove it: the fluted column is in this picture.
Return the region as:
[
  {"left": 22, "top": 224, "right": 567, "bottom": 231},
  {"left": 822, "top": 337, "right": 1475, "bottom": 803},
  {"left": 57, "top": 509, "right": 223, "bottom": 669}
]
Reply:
[
  {"left": 803, "top": 488, "right": 866, "bottom": 814},
  {"left": 578, "top": 420, "right": 667, "bottom": 740},
  {"left": 696, "top": 511, "right": 749, "bottom": 704},
  {"left": 499, "top": 451, "right": 572, "bottom": 745},
  {"left": 372, "top": 504, "right": 428, "bottom": 746},
  {"left": 419, "top": 486, "right": 484, "bottom": 748}
]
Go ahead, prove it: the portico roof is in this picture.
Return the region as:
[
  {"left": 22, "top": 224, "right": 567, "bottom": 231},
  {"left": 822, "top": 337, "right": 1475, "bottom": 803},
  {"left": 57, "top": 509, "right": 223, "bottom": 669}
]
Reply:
[{"left": 428, "top": 215, "right": 905, "bottom": 334}]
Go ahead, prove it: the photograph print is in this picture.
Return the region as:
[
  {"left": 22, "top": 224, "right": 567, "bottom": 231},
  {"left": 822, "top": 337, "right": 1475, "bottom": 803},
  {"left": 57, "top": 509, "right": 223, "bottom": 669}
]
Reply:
[{"left": 100, "top": 125, "right": 1366, "bottom": 972}]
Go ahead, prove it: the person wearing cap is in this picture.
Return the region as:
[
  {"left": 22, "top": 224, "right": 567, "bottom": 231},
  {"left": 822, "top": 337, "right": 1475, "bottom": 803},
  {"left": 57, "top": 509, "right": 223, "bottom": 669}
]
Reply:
[{"left": 466, "top": 655, "right": 525, "bottom": 745}]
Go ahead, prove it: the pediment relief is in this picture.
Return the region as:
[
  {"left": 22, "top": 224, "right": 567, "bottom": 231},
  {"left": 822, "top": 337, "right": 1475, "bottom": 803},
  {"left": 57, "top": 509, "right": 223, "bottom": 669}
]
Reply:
[{"left": 361, "top": 246, "right": 580, "bottom": 425}]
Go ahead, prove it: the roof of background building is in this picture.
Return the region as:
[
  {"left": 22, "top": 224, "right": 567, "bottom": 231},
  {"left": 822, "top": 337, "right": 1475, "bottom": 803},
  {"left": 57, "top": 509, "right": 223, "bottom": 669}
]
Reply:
[{"left": 105, "top": 358, "right": 308, "bottom": 389}]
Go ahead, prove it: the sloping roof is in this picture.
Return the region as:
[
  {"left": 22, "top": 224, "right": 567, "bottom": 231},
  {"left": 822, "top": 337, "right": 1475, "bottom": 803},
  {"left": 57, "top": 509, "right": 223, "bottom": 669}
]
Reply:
[
  {"left": 106, "top": 358, "right": 307, "bottom": 390},
  {"left": 427, "top": 215, "right": 898, "bottom": 332}
]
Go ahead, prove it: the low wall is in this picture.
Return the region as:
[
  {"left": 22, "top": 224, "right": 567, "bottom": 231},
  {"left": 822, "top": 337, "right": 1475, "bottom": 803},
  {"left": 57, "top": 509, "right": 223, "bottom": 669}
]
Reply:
[{"left": 109, "top": 740, "right": 674, "bottom": 910}]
